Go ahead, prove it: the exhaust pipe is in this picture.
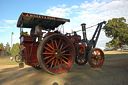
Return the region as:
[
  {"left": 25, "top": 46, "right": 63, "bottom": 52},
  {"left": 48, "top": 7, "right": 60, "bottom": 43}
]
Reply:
[{"left": 81, "top": 23, "right": 87, "bottom": 41}]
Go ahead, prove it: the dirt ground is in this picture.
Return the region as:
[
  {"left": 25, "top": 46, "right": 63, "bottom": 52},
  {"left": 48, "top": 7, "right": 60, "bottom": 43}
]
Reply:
[{"left": 0, "top": 51, "right": 128, "bottom": 85}]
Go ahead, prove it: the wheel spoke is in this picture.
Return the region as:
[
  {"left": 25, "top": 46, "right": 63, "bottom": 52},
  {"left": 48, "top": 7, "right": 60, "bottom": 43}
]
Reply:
[
  {"left": 46, "top": 56, "right": 55, "bottom": 64},
  {"left": 47, "top": 43, "right": 54, "bottom": 50},
  {"left": 62, "top": 59, "right": 68, "bottom": 65},
  {"left": 63, "top": 56, "right": 69, "bottom": 61},
  {"left": 57, "top": 60, "right": 60, "bottom": 70},
  {"left": 44, "top": 55, "right": 52, "bottom": 60},
  {"left": 98, "top": 60, "right": 101, "bottom": 63},
  {"left": 96, "top": 51, "right": 100, "bottom": 55},
  {"left": 94, "top": 60, "right": 97, "bottom": 65},
  {"left": 54, "top": 40, "right": 58, "bottom": 49},
  {"left": 50, "top": 60, "right": 54, "bottom": 68},
  {"left": 51, "top": 39, "right": 55, "bottom": 48},
  {"left": 44, "top": 47, "right": 52, "bottom": 52},
  {"left": 96, "top": 60, "right": 99, "bottom": 65},
  {"left": 43, "top": 53, "right": 54, "bottom": 55},
  {"left": 60, "top": 59, "right": 63, "bottom": 68},
  {"left": 58, "top": 39, "right": 62, "bottom": 49},
  {"left": 62, "top": 50, "right": 69, "bottom": 53},
  {"left": 54, "top": 59, "right": 58, "bottom": 69},
  {"left": 97, "top": 56, "right": 101, "bottom": 60},
  {"left": 63, "top": 54, "right": 71, "bottom": 56},
  {"left": 91, "top": 59, "right": 95, "bottom": 63},
  {"left": 62, "top": 45, "right": 69, "bottom": 51},
  {"left": 60, "top": 42, "right": 63, "bottom": 50}
]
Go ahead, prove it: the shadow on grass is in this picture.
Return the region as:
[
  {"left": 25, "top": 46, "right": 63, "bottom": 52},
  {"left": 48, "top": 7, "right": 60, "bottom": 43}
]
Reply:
[{"left": 0, "top": 66, "right": 35, "bottom": 84}]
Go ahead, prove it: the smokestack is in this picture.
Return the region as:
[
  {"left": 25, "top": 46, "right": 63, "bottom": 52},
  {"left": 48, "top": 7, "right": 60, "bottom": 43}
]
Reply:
[{"left": 81, "top": 23, "right": 87, "bottom": 41}]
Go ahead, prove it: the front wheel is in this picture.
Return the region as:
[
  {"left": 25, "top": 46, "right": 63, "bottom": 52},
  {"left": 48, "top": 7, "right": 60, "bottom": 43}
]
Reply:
[
  {"left": 88, "top": 48, "right": 105, "bottom": 68},
  {"left": 15, "top": 54, "right": 22, "bottom": 63}
]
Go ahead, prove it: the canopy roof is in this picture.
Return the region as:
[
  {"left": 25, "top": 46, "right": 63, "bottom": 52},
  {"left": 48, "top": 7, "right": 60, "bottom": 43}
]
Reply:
[{"left": 17, "top": 12, "right": 70, "bottom": 30}]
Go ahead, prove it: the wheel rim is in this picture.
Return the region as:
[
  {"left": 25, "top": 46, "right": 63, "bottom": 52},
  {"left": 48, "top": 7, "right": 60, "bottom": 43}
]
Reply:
[
  {"left": 41, "top": 34, "right": 75, "bottom": 73},
  {"left": 90, "top": 49, "right": 104, "bottom": 67},
  {"left": 15, "top": 55, "right": 22, "bottom": 63}
]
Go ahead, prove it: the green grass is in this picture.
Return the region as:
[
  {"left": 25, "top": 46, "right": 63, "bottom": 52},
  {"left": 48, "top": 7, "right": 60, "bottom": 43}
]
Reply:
[
  {"left": 0, "top": 57, "right": 17, "bottom": 65},
  {"left": 105, "top": 53, "right": 128, "bottom": 59},
  {"left": 104, "top": 50, "right": 128, "bottom": 59}
]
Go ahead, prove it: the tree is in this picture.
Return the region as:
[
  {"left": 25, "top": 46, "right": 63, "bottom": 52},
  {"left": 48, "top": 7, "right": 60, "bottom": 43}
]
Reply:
[
  {"left": 5, "top": 42, "right": 11, "bottom": 56},
  {"left": 0, "top": 43, "right": 5, "bottom": 57},
  {"left": 0, "top": 43, "right": 4, "bottom": 49},
  {"left": 10, "top": 43, "right": 20, "bottom": 56},
  {"left": 103, "top": 17, "right": 128, "bottom": 49}
]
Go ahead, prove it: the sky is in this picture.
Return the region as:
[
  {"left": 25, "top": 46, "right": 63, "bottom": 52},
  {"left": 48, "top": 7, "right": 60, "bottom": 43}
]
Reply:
[{"left": 0, "top": 0, "right": 128, "bottom": 49}]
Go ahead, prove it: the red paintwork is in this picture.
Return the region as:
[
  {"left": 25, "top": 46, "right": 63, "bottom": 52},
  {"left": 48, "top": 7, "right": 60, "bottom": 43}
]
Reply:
[
  {"left": 22, "top": 42, "right": 39, "bottom": 66},
  {"left": 21, "top": 32, "right": 57, "bottom": 66},
  {"left": 22, "top": 36, "right": 35, "bottom": 42},
  {"left": 67, "top": 35, "right": 81, "bottom": 47},
  {"left": 67, "top": 35, "right": 87, "bottom": 56},
  {"left": 21, "top": 36, "right": 39, "bottom": 66},
  {"left": 23, "top": 43, "right": 39, "bottom": 65},
  {"left": 21, "top": 33, "right": 87, "bottom": 67},
  {"left": 79, "top": 45, "right": 85, "bottom": 53}
]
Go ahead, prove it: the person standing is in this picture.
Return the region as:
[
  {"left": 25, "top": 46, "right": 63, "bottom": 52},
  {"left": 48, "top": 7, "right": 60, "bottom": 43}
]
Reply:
[{"left": 35, "top": 21, "right": 45, "bottom": 41}]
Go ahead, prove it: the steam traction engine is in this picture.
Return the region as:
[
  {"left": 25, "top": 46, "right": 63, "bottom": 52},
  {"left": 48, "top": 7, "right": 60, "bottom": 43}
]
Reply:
[{"left": 16, "top": 12, "right": 106, "bottom": 74}]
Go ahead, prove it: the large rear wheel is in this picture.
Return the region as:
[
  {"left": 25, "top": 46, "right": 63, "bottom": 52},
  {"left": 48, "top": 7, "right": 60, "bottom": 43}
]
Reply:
[
  {"left": 88, "top": 48, "right": 104, "bottom": 68},
  {"left": 37, "top": 33, "right": 75, "bottom": 74}
]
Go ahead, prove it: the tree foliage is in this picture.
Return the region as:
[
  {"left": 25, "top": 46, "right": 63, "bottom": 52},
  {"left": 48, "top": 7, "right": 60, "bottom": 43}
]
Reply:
[
  {"left": 5, "top": 42, "right": 11, "bottom": 56},
  {"left": 103, "top": 17, "right": 128, "bottom": 48},
  {"left": 10, "top": 43, "right": 20, "bottom": 56},
  {"left": 0, "top": 43, "right": 5, "bottom": 57},
  {"left": 0, "top": 43, "right": 4, "bottom": 49}
]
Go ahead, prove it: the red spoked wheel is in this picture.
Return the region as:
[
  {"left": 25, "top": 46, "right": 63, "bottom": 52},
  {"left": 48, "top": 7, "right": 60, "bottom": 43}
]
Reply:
[
  {"left": 37, "top": 33, "right": 75, "bottom": 74},
  {"left": 88, "top": 48, "right": 104, "bottom": 68}
]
